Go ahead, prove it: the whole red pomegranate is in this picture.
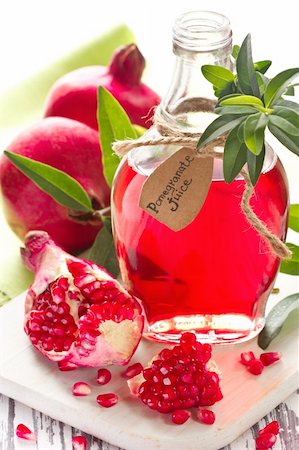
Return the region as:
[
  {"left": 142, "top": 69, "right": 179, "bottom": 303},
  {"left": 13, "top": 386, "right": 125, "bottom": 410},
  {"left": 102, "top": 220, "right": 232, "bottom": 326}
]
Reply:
[
  {"left": 44, "top": 44, "right": 161, "bottom": 130},
  {"left": 0, "top": 117, "right": 110, "bottom": 253},
  {"left": 22, "top": 231, "right": 144, "bottom": 368}
]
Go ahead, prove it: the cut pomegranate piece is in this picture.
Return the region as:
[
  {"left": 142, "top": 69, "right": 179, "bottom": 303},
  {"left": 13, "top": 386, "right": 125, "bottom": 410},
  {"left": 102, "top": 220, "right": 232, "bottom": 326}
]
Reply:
[
  {"left": 260, "top": 352, "right": 281, "bottom": 366},
  {"left": 72, "top": 435, "right": 87, "bottom": 450},
  {"left": 16, "top": 423, "right": 36, "bottom": 441},
  {"left": 240, "top": 351, "right": 256, "bottom": 366},
  {"left": 255, "top": 432, "right": 277, "bottom": 449},
  {"left": 21, "top": 231, "right": 144, "bottom": 368},
  {"left": 97, "top": 393, "right": 118, "bottom": 408},
  {"left": 97, "top": 368, "right": 112, "bottom": 385},
  {"left": 128, "top": 332, "right": 223, "bottom": 413},
  {"left": 171, "top": 409, "right": 191, "bottom": 425},
  {"left": 248, "top": 359, "right": 264, "bottom": 375},
  {"left": 197, "top": 408, "right": 216, "bottom": 425},
  {"left": 122, "top": 362, "right": 143, "bottom": 379},
  {"left": 72, "top": 382, "right": 91, "bottom": 396},
  {"left": 259, "top": 421, "right": 280, "bottom": 436}
]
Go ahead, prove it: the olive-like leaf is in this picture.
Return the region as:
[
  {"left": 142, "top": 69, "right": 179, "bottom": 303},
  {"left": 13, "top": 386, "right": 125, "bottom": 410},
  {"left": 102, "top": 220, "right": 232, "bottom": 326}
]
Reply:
[
  {"left": 232, "top": 44, "right": 240, "bottom": 60},
  {"left": 280, "top": 243, "right": 299, "bottom": 275},
  {"left": 256, "top": 72, "right": 269, "bottom": 97},
  {"left": 275, "top": 98, "right": 299, "bottom": 113},
  {"left": 215, "top": 106, "right": 257, "bottom": 115},
  {"left": 97, "top": 86, "right": 137, "bottom": 187},
  {"left": 264, "top": 68, "right": 299, "bottom": 107},
  {"left": 201, "top": 65, "right": 235, "bottom": 88},
  {"left": 246, "top": 145, "right": 265, "bottom": 185},
  {"left": 268, "top": 122, "right": 299, "bottom": 156},
  {"left": 88, "top": 217, "right": 119, "bottom": 277},
  {"left": 197, "top": 115, "right": 246, "bottom": 150},
  {"left": 214, "top": 81, "right": 237, "bottom": 100},
  {"left": 220, "top": 95, "right": 264, "bottom": 109},
  {"left": 288, "top": 204, "right": 299, "bottom": 232},
  {"left": 258, "top": 293, "right": 299, "bottom": 349},
  {"left": 254, "top": 60, "right": 272, "bottom": 74},
  {"left": 244, "top": 113, "right": 268, "bottom": 155},
  {"left": 236, "top": 34, "right": 260, "bottom": 97},
  {"left": 270, "top": 107, "right": 299, "bottom": 136},
  {"left": 223, "top": 126, "right": 247, "bottom": 183},
  {"left": 3, "top": 151, "right": 92, "bottom": 212}
]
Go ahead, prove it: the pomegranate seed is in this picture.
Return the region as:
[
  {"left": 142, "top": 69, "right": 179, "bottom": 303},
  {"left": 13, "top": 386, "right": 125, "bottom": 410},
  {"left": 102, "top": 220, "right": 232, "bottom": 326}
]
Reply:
[
  {"left": 16, "top": 423, "right": 36, "bottom": 441},
  {"left": 240, "top": 351, "right": 256, "bottom": 366},
  {"left": 248, "top": 359, "right": 264, "bottom": 375},
  {"left": 97, "top": 368, "right": 112, "bottom": 385},
  {"left": 259, "top": 421, "right": 280, "bottom": 436},
  {"left": 180, "top": 332, "right": 197, "bottom": 345},
  {"left": 122, "top": 362, "right": 143, "bottom": 379},
  {"left": 97, "top": 393, "right": 118, "bottom": 407},
  {"left": 58, "top": 361, "right": 78, "bottom": 371},
  {"left": 171, "top": 409, "right": 191, "bottom": 425},
  {"left": 197, "top": 408, "right": 215, "bottom": 425},
  {"left": 260, "top": 352, "right": 281, "bottom": 366},
  {"left": 255, "top": 432, "right": 277, "bottom": 449},
  {"left": 72, "top": 382, "right": 91, "bottom": 396},
  {"left": 72, "top": 435, "right": 87, "bottom": 450}
]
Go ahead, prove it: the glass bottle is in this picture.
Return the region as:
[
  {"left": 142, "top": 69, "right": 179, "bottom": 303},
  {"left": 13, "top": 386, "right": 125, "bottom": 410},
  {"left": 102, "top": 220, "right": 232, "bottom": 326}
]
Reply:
[{"left": 111, "top": 11, "right": 289, "bottom": 344}]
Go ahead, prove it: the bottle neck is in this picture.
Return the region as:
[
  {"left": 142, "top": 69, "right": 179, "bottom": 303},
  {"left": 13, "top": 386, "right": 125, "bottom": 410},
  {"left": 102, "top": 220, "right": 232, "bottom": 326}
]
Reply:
[{"left": 160, "top": 11, "right": 233, "bottom": 133}]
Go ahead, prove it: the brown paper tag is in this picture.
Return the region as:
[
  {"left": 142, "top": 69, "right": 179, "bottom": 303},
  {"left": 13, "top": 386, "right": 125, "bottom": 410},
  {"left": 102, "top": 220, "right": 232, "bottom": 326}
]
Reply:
[{"left": 139, "top": 147, "right": 213, "bottom": 231}]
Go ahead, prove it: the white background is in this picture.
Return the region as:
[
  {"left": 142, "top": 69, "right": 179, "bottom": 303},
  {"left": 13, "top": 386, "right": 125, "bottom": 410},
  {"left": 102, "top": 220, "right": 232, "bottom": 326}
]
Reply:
[{"left": 0, "top": 0, "right": 298, "bottom": 200}]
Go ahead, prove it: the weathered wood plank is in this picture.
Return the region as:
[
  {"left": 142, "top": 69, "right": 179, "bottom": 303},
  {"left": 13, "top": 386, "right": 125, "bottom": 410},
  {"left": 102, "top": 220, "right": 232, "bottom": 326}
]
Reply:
[{"left": 1, "top": 393, "right": 298, "bottom": 450}]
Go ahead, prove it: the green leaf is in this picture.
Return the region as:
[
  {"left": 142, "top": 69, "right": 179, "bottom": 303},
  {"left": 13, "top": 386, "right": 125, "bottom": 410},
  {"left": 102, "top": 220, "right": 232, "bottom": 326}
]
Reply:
[
  {"left": 223, "top": 126, "right": 247, "bottom": 183},
  {"left": 3, "top": 151, "right": 92, "bottom": 212},
  {"left": 246, "top": 145, "right": 265, "bottom": 185},
  {"left": 289, "top": 204, "right": 299, "bottom": 232},
  {"left": 197, "top": 114, "right": 246, "bottom": 150},
  {"left": 220, "top": 95, "right": 265, "bottom": 109},
  {"left": 236, "top": 34, "right": 260, "bottom": 97},
  {"left": 254, "top": 60, "right": 272, "bottom": 74},
  {"left": 280, "top": 243, "right": 299, "bottom": 275},
  {"left": 268, "top": 122, "right": 299, "bottom": 156},
  {"left": 88, "top": 217, "right": 119, "bottom": 277},
  {"left": 256, "top": 72, "right": 269, "bottom": 97},
  {"left": 214, "top": 81, "right": 237, "bottom": 100},
  {"left": 264, "top": 68, "right": 299, "bottom": 107},
  {"left": 215, "top": 106, "right": 257, "bottom": 115},
  {"left": 270, "top": 106, "right": 299, "bottom": 135},
  {"left": 97, "top": 86, "right": 137, "bottom": 187},
  {"left": 258, "top": 293, "right": 299, "bottom": 349},
  {"left": 244, "top": 113, "right": 268, "bottom": 155},
  {"left": 284, "top": 83, "right": 299, "bottom": 96},
  {"left": 275, "top": 98, "right": 299, "bottom": 113},
  {"left": 232, "top": 45, "right": 240, "bottom": 60},
  {"left": 201, "top": 65, "right": 234, "bottom": 88}
]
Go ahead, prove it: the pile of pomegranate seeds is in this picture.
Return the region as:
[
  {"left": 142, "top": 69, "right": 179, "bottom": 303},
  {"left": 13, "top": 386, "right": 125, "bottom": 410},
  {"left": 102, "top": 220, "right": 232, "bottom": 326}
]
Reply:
[
  {"left": 97, "top": 368, "right": 112, "bottom": 385},
  {"left": 72, "top": 435, "right": 87, "bottom": 450},
  {"left": 255, "top": 421, "right": 280, "bottom": 449},
  {"left": 15, "top": 423, "right": 36, "bottom": 442},
  {"left": 240, "top": 351, "right": 281, "bottom": 375},
  {"left": 72, "top": 382, "right": 91, "bottom": 396},
  {"left": 127, "top": 332, "right": 222, "bottom": 425}
]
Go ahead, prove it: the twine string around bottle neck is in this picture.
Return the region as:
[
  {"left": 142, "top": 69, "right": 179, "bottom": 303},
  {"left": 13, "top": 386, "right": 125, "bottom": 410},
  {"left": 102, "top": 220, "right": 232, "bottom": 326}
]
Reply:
[{"left": 112, "top": 105, "right": 291, "bottom": 260}]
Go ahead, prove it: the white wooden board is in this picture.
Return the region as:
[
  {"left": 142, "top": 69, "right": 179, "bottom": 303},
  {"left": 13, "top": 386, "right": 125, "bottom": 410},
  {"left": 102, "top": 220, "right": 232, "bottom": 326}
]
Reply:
[{"left": 0, "top": 292, "right": 298, "bottom": 450}]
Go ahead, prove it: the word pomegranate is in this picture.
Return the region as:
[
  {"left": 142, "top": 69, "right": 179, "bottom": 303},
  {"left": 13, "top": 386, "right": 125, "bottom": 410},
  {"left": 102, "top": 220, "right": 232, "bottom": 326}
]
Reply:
[
  {"left": 22, "top": 231, "right": 144, "bottom": 368},
  {"left": 44, "top": 44, "right": 161, "bottom": 130},
  {"left": 0, "top": 117, "right": 110, "bottom": 253},
  {"left": 128, "top": 332, "right": 223, "bottom": 414}
]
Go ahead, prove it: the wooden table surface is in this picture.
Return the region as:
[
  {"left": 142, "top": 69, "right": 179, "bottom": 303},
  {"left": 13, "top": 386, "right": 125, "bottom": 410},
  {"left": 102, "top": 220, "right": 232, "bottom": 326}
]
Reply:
[{"left": 0, "top": 391, "right": 298, "bottom": 450}]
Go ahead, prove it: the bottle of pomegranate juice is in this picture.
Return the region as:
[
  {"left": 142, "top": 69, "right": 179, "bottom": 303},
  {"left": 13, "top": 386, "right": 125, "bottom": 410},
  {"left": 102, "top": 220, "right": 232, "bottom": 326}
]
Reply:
[{"left": 111, "top": 11, "right": 289, "bottom": 344}]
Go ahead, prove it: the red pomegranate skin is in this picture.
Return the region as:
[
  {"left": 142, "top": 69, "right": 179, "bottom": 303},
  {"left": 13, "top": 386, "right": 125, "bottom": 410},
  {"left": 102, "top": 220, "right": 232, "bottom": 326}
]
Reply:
[
  {"left": 44, "top": 44, "right": 161, "bottom": 130},
  {"left": 0, "top": 117, "right": 110, "bottom": 253}
]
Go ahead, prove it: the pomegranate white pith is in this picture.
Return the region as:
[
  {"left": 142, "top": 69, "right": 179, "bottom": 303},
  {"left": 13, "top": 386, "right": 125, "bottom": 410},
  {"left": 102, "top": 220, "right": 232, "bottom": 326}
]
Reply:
[{"left": 22, "top": 231, "right": 144, "bottom": 368}]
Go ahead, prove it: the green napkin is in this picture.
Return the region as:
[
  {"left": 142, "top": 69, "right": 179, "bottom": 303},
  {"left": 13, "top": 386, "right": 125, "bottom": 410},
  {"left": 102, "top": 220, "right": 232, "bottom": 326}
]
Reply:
[{"left": 0, "top": 24, "right": 134, "bottom": 305}]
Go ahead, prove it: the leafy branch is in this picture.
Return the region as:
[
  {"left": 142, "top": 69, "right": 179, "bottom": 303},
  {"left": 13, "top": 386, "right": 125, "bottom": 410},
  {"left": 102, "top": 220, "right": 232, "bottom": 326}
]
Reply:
[{"left": 198, "top": 34, "right": 299, "bottom": 185}]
